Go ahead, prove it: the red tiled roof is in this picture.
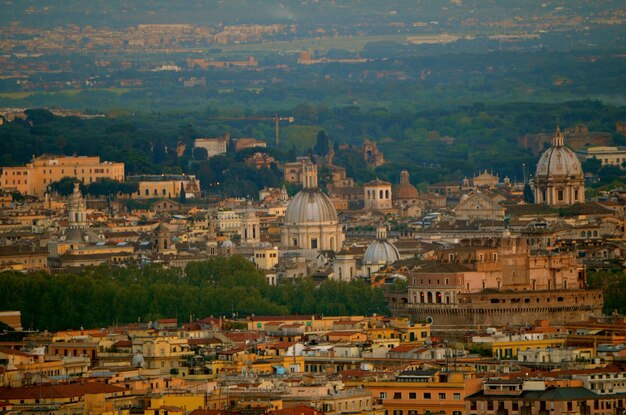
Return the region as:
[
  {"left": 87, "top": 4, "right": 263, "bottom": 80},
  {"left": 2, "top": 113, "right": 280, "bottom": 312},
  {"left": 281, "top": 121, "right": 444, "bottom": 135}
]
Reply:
[
  {"left": 0, "top": 382, "right": 126, "bottom": 400},
  {"left": 224, "top": 332, "right": 262, "bottom": 343},
  {"left": 111, "top": 340, "right": 132, "bottom": 348},
  {"left": 188, "top": 338, "right": 222, "bottom": 346},
  {"left": 268, "top": 404, "right": 323, "bottom": 415},
  {"left": 389, "top": 344, "right": 424, "bottom": 353},
  {"left": 268, "top": 341, "right": 295, "bottom": 349}
]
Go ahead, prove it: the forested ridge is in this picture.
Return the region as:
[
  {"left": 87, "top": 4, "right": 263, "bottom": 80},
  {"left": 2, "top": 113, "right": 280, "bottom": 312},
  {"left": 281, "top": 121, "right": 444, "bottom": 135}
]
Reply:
[
  {"left": 0, "top": 256, "right": 389, "bottom": 331},
  {"left": 2, "top": 100, "right": 625, "bottom": 199}
]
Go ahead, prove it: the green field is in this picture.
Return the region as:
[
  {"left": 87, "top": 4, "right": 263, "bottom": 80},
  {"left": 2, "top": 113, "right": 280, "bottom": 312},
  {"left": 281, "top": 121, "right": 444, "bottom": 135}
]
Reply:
[{"left": 0, "top": 88, "right": 134, "bottom": 99}]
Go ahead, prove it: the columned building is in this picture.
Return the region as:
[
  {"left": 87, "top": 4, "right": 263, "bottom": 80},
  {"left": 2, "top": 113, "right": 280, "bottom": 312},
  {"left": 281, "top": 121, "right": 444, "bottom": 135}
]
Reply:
[
  {"left": 281, "top": 161, "right": 344, "bottom": 251},
  {"left": 532, "top": 126, "right": 585, "bottom": 206},
  {"left": 240, "top": 201, "right": 260, "bottom": 244}
]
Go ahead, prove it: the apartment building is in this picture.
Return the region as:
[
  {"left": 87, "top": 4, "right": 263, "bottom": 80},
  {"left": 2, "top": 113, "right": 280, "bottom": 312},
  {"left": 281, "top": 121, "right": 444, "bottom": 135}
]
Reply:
[{"left": 1, "top": 155, "right": 124, "bottom": 197}]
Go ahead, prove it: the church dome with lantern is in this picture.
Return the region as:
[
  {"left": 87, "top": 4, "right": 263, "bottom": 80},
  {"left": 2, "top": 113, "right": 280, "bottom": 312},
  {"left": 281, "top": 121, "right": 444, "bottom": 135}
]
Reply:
[
  {"left": 362, "top": 223, "right": 400, "bottom": 278},
  {"left": 281, "top": 159, "right": 344, "bottom": 251},
  {"left": 532, "top": 125, "right": 585, "bottom": 206}
]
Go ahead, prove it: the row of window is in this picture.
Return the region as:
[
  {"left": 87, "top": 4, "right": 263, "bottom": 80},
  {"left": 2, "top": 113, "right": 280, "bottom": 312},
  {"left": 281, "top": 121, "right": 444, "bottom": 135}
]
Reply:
[
  {"left": 381, "top": 391, "right": 462, "bottom": 400},
  {"left": 366, "top": 189, "right": 391, "bottom": 199}
]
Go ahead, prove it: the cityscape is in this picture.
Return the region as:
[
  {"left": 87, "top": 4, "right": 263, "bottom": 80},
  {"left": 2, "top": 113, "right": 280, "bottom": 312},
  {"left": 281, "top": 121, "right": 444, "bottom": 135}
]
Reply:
[{"left": 1, "top": 1, "right": 626, "bottom": 414}]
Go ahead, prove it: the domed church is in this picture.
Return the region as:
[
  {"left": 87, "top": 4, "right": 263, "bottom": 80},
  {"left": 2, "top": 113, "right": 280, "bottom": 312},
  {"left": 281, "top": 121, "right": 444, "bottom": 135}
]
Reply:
[
  {"left": 532, "top": 125, "right": 585, "bottom": 206},
  {"left": 362, "top": 223, "right": 400, "bottom": 278},
  {"left": 281, "top": 160, "right": 344, "bottom": 251}
]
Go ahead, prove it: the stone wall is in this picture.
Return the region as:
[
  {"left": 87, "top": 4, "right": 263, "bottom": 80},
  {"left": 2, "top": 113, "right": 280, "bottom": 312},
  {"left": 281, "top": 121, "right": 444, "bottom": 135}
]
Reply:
[{"left": 390, "top": 288, "right": 603, "bottom": 330}]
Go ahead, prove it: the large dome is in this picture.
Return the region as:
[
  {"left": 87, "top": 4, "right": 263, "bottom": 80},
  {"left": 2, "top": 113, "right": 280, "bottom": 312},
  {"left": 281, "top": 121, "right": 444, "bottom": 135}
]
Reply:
[
  {"left": 363, "top": 239, "right": 400, "bottom": 265},
  {"left": 284, "top": 188, "right": 338, "bottom": 224},
  {"left": 535, "top": 128, "right": 583, "bottom": 179},
  {"left": 536, "top": 146, "right": 583, "bottom": 178}
]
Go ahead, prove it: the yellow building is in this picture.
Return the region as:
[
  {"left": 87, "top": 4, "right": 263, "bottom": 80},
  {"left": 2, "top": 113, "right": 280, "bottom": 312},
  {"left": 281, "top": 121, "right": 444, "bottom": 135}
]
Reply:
[
  {"left": 253, "top": 246, "right": 279, "bottom": 270},
  {"left": 364, "top": 367, "right": 482, "bottom": 415},
  {"left": 127, "top": 174, "right": 201, "bottom": 199},
  {"left": 143, "top": 395, "right": 205, "bottom": 414},
  {"left": 1, "top": 154, "right": 124, "bottom": 197},
  {"left": 491, "top": 337, "right": 566, "bottom": 359}
]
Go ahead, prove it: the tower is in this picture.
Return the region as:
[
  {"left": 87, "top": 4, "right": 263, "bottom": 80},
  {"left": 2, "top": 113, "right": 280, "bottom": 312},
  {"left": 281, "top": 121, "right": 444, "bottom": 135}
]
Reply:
[
  {"left": 68, "top": 182, "right": 87, "bottom": 229},
  {"left": 240, "top": 200, "right": 261, "bottom": 244}
]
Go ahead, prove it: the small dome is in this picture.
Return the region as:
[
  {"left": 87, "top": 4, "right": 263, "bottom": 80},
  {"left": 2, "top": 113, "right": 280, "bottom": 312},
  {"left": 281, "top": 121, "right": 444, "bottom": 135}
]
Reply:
[
  {"left": 284, "top": 188, "right": 338, "bottom": 224},
  {"left": 394, "top": 170, "right": 418, "bottom": 199},
  {"left": 363, "top": 239, "right": 400, "bottom": 265},
  {"left": 535, "top": 128, "right": 583, "bottom": 178}
]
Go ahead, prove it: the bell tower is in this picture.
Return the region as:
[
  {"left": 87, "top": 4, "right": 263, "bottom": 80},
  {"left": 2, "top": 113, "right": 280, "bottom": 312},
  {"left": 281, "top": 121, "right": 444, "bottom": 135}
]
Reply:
[
  {"left": 68, "top": 182, "right": 87, "bottom": 229},
  {"left": 240, "top": 200, "right": 261, "bottom": 244},
  {"left": 301, "top": 159, "right": 318, "bottom": 189}
]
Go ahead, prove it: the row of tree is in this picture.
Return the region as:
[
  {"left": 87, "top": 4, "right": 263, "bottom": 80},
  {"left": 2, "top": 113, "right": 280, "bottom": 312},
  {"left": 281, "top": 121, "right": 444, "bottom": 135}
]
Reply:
[
  {"left": 0, "top": 256, "right": 389, "bottom": 332},
  {"left": 2, "top": 100, "right": 625, "bottom": 199}
]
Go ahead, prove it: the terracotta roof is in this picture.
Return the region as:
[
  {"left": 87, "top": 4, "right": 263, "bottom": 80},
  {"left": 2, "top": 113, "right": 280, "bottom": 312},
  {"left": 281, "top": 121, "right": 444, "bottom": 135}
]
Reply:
[
  {"left": 268, "top": 341, "right": 296, "bottom": 350},
  {"left": 188, "top": 338, "right": 222, "bottom": 346},
  {"left": 0, "top": 382, "right": 126, "bottom": 400},
  {"left": 268, "top": 405, "right": 323, "bottom": 415},
  {"left": 224, "top": 332, "right": 262, "bottom": 343},
  {"left": 389, "top": 344, "right": 425, "bottom": 353}
]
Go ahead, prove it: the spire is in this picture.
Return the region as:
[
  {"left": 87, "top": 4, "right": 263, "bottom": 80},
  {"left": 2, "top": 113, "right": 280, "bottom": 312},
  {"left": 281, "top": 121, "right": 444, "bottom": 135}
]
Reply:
[
  {"left": 301, "top": 158, "right": 318, "bottom": 189},
  {"left": 376, "top": 222, "right": 387, "bottom": 240},
  {"left": 553, "top": 121, "right": 564, "bottom": 147},
  {"left": 68, "top": 182, "right": 87, "bottom": 229},
  {"left": 399, "top": 170, "right": 410, "bottom": 184}
]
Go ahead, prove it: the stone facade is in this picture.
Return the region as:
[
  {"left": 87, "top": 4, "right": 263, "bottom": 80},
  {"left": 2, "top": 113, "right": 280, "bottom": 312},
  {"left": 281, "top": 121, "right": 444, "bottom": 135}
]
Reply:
[{"left": 387, "top": 236, "right": 603, "bottom": 330}]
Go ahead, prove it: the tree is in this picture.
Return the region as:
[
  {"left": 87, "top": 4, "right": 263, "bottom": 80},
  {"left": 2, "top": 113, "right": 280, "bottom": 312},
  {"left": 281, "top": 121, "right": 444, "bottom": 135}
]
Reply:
[
  {"left": 523, "top": 183, "right": 535, "bottom": 203},
  {"left": 582, "top": 157, "right": 602, "bottom": 175},
  {"left": 50, "top": 177, "right": 81, "bottom": 196},
  {"left": 83, "top": 178, "right": 138, "bottom": 197},
  {"left": 179, "top": 182, "right": 186, "bottom": 202},
  {"left": 314, "top": 130, "right": 330, "bottom": 156},
  {"left": 193, "top": 147, "right": 208, "bottom": 161}
]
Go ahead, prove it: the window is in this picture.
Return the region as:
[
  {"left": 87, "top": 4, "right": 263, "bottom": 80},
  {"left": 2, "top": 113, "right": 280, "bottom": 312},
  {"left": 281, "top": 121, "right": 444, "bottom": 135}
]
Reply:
[
  {"left": 453, "top": 393, "right": 461, "bottom": 400},
  {"left": 379, "top": 392, "right": 387, "bottom": 399},
  {"left": 438, "top": 393, "right": 446, "bottom": 399},
  {"left": 409, "top": 392, "right": 416, "bottom": 399},
  {"left": 393, "top": 392, "right": 401, "bottom": 399},
  {"left": 424, "top": 392, "right": 431, "bottom": 399}
]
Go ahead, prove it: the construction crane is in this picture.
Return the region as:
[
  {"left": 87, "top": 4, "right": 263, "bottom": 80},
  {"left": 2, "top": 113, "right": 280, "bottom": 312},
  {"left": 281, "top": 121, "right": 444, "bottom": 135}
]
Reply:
[{"left": 209, "top": 114, "right": 294, "bottom": 146}]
